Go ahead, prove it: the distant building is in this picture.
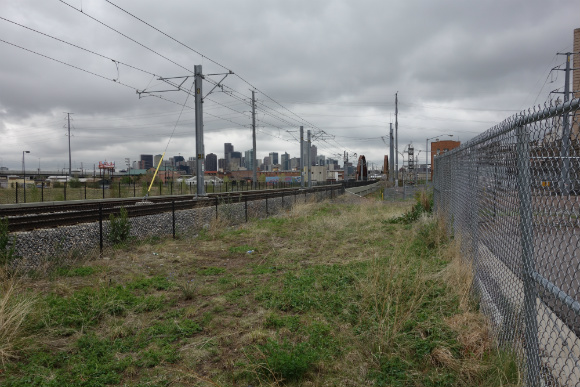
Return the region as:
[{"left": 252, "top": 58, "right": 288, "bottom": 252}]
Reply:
[
  {"left": 281, "top": 152, "right": 290, "bottom": 170},
  {"left": 310, "top": 145, "right": 317, "bottom": 166},
  {"left": 269, "top": 152, "right": 279, "bottom": 165},
  {"left": 245, "top": 149, "right": 254, "bottom": 170},
  {"left": 290, "top": 157, "right": 300, "bottom": 170},
  {"left": 309, "top": 165, "right": 327, "bottom": 183},
  {"left": 431, "top": 140, "right": 461, "bottom": 179},
  {"left": 140, "top": 154, "right": 153, "bottom": 170},
  {"left": 187, "top": 157, "right": 197, "bottom": 174},
  {"left": 205, "top": 153, "right": 218, "bottom": 172},
  {"left": 315, "top": 155, "right": 325, "bottom": 166},
  {"left": 224, "top": 143, "right": 234, "bottom": 171},
  {"left": 153, "top": 154, "right": 163, "bottom": 168}
]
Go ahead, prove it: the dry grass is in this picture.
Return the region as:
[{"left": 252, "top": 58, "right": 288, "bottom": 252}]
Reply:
[
  {"left": 0, "top": 271, "right": 36, "bottom": 365},
  {"left": 0, "top": 195, "right": 519, "bottom": 386}
]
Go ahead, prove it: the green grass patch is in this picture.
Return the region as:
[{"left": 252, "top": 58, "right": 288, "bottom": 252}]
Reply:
[
  {"left": 55, "top": 265, "right": 98, "bottom": 277},
  {"left": 1, "top": 197, "right": 520, "bottom": 387},
  {"left": 199, "top": 267, "right": 226, "bottom": 276}
]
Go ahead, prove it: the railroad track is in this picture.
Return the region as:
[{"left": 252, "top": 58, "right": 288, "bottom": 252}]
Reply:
[{"left": 1, "top": 184, "right": 349, "bottom": 232}]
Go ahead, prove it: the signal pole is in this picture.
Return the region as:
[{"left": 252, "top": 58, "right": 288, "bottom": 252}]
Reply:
[
  {"left": 300, "top": 126, "right": 304, "bottom": 188},
  {"left": 307, "top": 129, "right": 312, "bottom": 188},
  {"left": 66, "top": 112, "right": 73, "bottom": 177},
  {"left": 390, "top": 122, "right": 394, "bottom": 184},
  {"left": 252, "top": 90, "right": 257, "bottom": 188},
  {"left": 395, "top": 92, "right": 399, "bottom": 185},
  {"left": 194, "top": 65, "right": 205, "bottom": 196}
]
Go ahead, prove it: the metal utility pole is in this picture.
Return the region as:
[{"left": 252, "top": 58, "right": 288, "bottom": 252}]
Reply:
[
  {"left": 425, "top": 138, "right": 429, "bottom": 186},
  {"left": 194, "top": 65, "right": 205, "bottom": 196},
  {"left": 559, "top": 53, "right": 572, "bottom": 196},
  {"left": 389, "top": 122, "right": 394, "bottom": 183},
  {"left": 252, "top": 90, "right": 257, "bottom": 188},
  {"left": 300, "top": 126, "right": 304, "bottom": 188},
  {"left": 307, "top": 130, "right": 312, "bottom": 188},
  {"left": 66, "top": 112, "right": 73, "bottom": 177},
  {"left": 395, "top": 92, "right": 399, "bottom": 186}
]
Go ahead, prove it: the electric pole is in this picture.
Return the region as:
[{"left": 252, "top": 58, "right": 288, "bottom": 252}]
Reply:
[
  {"left": 194, "top": 65, "right": 205, "bottom": 196},
  {"left": 252, "top": 90, "right": 257, "bottom": 188},
  {"left": 66, "top": 112, "right": 73, "bottom": 177},
  {"left": 395, "top": 92, "right": 399, "bottom": 186},
  {"left": 307, "top": 129, "right": 312, "bottom": 188},
  {"left": 559, "top": 52, "right": 572, "bottom": 196},
  {"left": 300, "top": 126, "right": 304, "bottom": 188},
  {"left": 389, "top": 122, "right": 394, "bottom": 183}
]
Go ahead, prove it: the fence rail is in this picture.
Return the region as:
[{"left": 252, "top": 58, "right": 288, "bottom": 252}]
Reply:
[
  {"left": 1, "top": 182, "right": 381, "bottom": 268},
  {"left": 434, "top": 98, "right": 580, "bottom": 386}
]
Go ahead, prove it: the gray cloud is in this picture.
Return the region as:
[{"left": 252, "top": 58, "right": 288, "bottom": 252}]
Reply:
[{"left": 0, "top": 0, "right": 578, "bottom": 171}]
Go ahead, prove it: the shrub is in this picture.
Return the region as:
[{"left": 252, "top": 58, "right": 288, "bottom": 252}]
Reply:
[
  {"left": 178, "top": 279, "right": 197, "bottom": 300},
  {"left": 68, "top": 178, "right": 82, "bottom": 188},
  {"left": 108, "top": 207, "right": 131, "bottom": 244},
  {"left": 386, "top": 190, "right": 433, "bottom": 224}
]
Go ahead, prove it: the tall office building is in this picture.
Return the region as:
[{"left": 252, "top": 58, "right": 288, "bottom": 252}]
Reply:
[
  {"left": 224, "top": 143, "right": 234, "bottom": 171},
  {"left": 310, "top": 145, "right": 317, "bottom": 166},
  {"left": 140, "top": 154, "right": 153, "bottom": 169},
  {"left": 269, "top": 152, "right": 279, "bottom": 165},
  {"left": 281, "top": 152, "right": 290, "bottom": 170},
  {"left": 244, "top": 149, "right": 254, "bottom": 170},
  {"left": 153, "top": 154, "right": 163, "bottom": 168},
  {"left": 205, "top": 153, "right": 217, "bottom": 172}
]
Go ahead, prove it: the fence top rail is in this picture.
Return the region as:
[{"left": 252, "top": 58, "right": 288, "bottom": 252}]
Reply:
[{"left": 437, "top": 97, "right": 580, "bottom": 160}]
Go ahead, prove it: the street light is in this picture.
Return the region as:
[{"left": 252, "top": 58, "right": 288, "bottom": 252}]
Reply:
[
  {"left": 22, "top": 150, "right": 30, "bottom": 203},
  {"left": 426, "top": 135, "right": 453, "bottom": 185}
]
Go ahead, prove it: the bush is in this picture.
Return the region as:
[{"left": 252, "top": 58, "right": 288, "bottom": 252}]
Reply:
[
  {"left": 386, "top": 190, "right": 433, "bottom": 224},
  {"left": 68, "top": 178, "right": 82, "bottom": 188},
  {"left": 108, "top": 207, "right": 131, "bottom": 244}
]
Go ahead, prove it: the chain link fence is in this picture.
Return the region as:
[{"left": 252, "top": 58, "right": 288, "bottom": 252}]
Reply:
[{"left": 434, "top": 98, "right": 580, "bottom": 386}]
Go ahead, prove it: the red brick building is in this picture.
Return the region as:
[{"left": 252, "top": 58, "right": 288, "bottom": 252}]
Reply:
[{"left": 431, "top": 140, "right": 461, "bottom": 179}]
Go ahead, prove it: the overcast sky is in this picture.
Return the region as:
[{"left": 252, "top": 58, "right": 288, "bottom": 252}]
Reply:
[{"left": 1, "top": 0, "right": 578, "bottom": 172}]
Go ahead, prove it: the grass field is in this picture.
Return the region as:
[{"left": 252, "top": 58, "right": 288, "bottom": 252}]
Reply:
[{"left": 0, "top": 193, "right": 520, "bottom": 386}]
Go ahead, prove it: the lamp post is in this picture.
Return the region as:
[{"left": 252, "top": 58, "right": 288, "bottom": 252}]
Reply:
[
  {"left": 426, "top": 134, "right": 453, "bottom": 185},
  {"left": 22, "top": 150, "right": 30, "bottom": 203}
]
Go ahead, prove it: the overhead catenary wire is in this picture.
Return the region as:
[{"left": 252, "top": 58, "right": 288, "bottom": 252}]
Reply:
[{"left": 0, "top": 16, "right": 158, "bottom": 78}]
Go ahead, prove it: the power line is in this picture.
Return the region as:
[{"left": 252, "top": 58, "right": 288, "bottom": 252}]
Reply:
[
  {"left": 0, "top": 16, "right": 158, "bottom": 78},
  {"left": 0, "top": 38, "right": 137, "bottom": 91},
  {"left": 103, "top": 0, "right": 323, "bottom": 134},
  {"left": 58, "top": 0, "right": 192, "bottom": 73}
]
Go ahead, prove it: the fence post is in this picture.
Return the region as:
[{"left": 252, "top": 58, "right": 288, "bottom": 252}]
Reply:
[
  {"left": 118, "top": 181, "right": 121, "bottom": 198},
  {"left": 99, "top": 204, "right": 103, "bottom": 256},
  {"left": 516, "top": 124, "right": 539, "bottom": 387},
  {"left": 64, "top": 180, "right": 67, "bottom": 201},
  {"left": 15, "top": 182, "right": 18, "bottom": 204},
  {"left": 245, "top": 198, "right": 248, "bottom": 222},
  {"left": 41, "top": 181, "right": 44, "bottom": 202},
  {"left": 134, "top": 181, "right": 136, "bottom": 197},
  {"left": 172, "top": 199, "right": 176, "bottom": 239},
  {"left": 102, "top": 180, "right": 105, "bottom": 199},
  {"left": 215, "top": 196, "right": 219, "bottom": 220},
  {"left": 160, "top": 182, "right": 162, "bottom": 196},
  {"left": 265, "top": 196, "right": 268, "bottom": 216},
  {"left": 84, "top": 182, "right": 87, "bottom": 200}
]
